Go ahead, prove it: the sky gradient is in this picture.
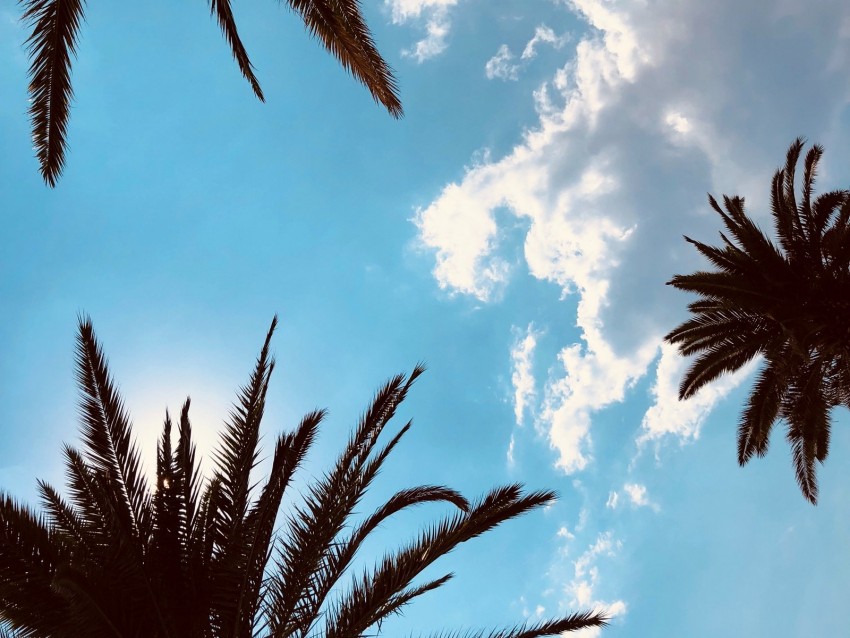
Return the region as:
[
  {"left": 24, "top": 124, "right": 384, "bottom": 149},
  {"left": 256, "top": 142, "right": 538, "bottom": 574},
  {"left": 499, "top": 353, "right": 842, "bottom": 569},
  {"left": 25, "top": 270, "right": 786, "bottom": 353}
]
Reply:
[{"left": 2, "top": 0, "right": 850, "bottom": 636}]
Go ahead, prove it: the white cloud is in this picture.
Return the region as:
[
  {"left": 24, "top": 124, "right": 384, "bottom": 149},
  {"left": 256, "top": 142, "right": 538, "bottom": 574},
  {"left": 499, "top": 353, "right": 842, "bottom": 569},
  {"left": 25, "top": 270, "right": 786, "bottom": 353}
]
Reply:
[
  {"left": 638, "top": 343, "right": 759, "bottom": 447},
  {"left": 605, "top": 491, "right": 618, "bottom": 509},
  {"left": 511, "top": 324, "right": 539, "bottom": 426},
  {"left": 416, "top": 0, "right": 850, "bottom": 473},
  {"left": 557, "top": 525, "right": 576, "bottom": 541},
  {"left": 623, "top": 482, "right": 659, "bottom": 511},
  {"left": 565, "top": 532, "right": 627, "bottom": 636},
  {"left": 486, "top": 25, "right": 571, "bottom": 81},
  {"left": 521, "top": 24, "right": 570, "bottom": 60},
  {"left": 385, "top": 0, "right": 460, "bottom": 62},
  {"left": 486, "top": 44, "right": 521, "bottom": 81}
]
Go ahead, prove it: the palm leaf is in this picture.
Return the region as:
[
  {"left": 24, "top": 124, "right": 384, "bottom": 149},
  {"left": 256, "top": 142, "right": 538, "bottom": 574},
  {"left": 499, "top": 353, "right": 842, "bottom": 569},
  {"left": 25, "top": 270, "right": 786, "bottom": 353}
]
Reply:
[
  {"left": 322, "top": 485, "right": 555, "bottom": 638},
  {"left": 21, "top": 0, "right": 85, "bottom": 187},
  {"left": 209, "top": 0, "right": 265, "bottom": 100},
  {"left": 266, "top": 367, "right": 423, "bottom": 636},
  {"left": 75, "top": 317, "right": 150, "bottom": 542},
  {"left": 421, "top": 612, "right": 609, "bottom": 638},
  {"left": 737, "top": 358, "right": 783, "bottom": 464},
  {"left": 286, "top": 0, "right": 403, "bottom": 117}
]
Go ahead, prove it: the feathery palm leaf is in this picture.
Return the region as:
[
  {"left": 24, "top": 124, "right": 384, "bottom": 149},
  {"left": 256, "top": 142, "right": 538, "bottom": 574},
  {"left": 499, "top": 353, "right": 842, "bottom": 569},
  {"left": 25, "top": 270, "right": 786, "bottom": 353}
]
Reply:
[
  {"left": 21, "top": 0, "right": 85, "bottom": 187},
  {"left": 210, "top": 0, "right": 265, "bottom": 101},
  {"left": 286, "top": 0, "right": 403, "bottom": 117}
]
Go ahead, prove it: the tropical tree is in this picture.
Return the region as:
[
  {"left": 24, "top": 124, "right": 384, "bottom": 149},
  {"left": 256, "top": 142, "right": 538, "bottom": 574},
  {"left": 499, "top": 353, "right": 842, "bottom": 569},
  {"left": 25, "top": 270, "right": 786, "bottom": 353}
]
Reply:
[
  {"left": 0, "top": 317, "right": 606, "bottom": 637},
  {"left": 665, "top": 138, "right": 850, "bottom": 504},
  {"left": 21, "top": 0, "right": 403, "bottom": 187}
]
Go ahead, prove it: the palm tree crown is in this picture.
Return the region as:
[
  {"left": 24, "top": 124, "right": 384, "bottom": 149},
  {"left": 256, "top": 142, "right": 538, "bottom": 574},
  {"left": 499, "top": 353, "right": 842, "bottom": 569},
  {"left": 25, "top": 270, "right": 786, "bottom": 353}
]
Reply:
[
  {"left": 21, "top": 0, "right": 403, "bottom": 187},
  {"left": 0, "top": 317, "right": 606, "bottom": 637},
  {"left": 665, "top": 138, "right": 850, "bottom": 504}
]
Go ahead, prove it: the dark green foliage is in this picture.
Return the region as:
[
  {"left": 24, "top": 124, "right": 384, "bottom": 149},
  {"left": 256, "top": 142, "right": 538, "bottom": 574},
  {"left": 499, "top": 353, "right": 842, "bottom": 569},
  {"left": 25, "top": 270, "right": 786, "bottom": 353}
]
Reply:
[
  {"left": 666, "top": 139, "right": 850, "bottom": 504},
  {"left": 0, "top": 318, "right": 606, "bottom": 637},
  {"left": 20, "top": 0, "right": 403, "bottom": 187}
]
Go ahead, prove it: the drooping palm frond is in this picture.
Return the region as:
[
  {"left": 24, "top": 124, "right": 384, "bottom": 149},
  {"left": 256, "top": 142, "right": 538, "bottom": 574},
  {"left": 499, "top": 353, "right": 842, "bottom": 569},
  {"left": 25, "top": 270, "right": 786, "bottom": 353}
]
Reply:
[
  {"left": 19, "top": 0, "right": 402, "bottom": 186},
  {"left": 286, "top": 0, "right": 403, "bottom": 117},
  {"left": 21, "top": 0, "right": 85, "bottom": 187},
  {"left": 422, "top": 612, "right": 609, "bottom": 638},
  {"left": 321, "top": 485, "right": 559, "bottom": 638},
  {"left": 1, "top": 318, "right": 600, "bottom": 637},
  {"left": 666, "top": 139, "right": 850, "bottom": 503},
  {"left": 209, "top": 0, "right": 265, "bottom": 100}
]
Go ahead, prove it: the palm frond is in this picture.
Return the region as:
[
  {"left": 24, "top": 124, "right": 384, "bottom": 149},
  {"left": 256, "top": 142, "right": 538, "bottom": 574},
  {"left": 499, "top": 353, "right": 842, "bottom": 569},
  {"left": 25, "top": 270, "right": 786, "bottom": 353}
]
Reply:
[
  {"left": 737, "top": 360, "right": 783, "bottom": 464},
  {"left": 294, "top": 483, "right": 468, "bottom": 635},
  {"left": 174, "top": 398, "right": 201, "bottom": 556},
  {"left": 677, "top": 333, "right": 765, "bottom": 399},
  {"left": 422, "top": 611, "right": 609, "bottom": 638},
  {"left": 286, "top": 0, "right": 403, "bottom": 117},
  {"left": 322, "top": 485, "right": 555, "bottom": 638},
  {"left": 209, "top": 323, "right": 279, "bottom": 634},
  {"left": 209, "top": 0, "right": 265, "bottom": 100},
  {"left": 0, "top": 494, "right": 68, "bottom": 635},
  {"left": 230, "top": 409, "right": 324, "bottom": 636},
  {"left": 266, "top": 367, "right": 423, "bottom": 636},
  {"left": 37, "top": 479, "right": 95, "bottom": 556},
  {"left": 21, "top": 0, "right": 85, "bottom": 187},
  {"left": 75, "top": 317, "right": 150, "bottom": 541}
]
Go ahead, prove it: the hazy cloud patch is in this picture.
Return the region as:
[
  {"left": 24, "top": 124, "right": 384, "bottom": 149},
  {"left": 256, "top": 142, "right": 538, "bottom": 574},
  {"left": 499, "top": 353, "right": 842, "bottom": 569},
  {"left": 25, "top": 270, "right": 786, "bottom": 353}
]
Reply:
[{"left": 385, "top": 0, "right": 461, "bottom": 62}]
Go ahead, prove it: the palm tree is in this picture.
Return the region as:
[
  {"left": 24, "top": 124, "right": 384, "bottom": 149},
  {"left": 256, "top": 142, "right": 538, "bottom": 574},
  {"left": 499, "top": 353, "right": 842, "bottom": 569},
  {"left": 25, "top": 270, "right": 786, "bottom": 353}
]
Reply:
[
  {"left": 0, "top": 317, "right": 606, "bottom": 637},
  {"left": 21, "top": 0, "right": 403, "bottom": 187},
  {"left": 665, "top": 138, "right": 850, "bottom": 504}
]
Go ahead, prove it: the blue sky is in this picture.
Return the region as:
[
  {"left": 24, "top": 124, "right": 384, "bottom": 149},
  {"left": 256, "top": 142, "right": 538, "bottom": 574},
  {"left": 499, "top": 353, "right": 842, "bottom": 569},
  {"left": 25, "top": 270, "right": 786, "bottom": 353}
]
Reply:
[{"left": 2, "top": 0, "right": 850, "bottom": 635}]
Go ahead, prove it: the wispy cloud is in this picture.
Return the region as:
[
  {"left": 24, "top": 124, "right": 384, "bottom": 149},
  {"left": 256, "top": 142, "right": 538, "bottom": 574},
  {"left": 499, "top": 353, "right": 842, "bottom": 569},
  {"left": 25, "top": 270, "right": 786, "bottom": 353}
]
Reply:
[
  {"left": 485, "top": 45, "right": 520, "bottom": 81},
  {"left": 385, "top": 0, "right": 461, "bottom": 62},
  {"left": 522, "top": 24, "right": 571, "bottom": 60},
  {"left": 486, "top": 24, "right": 571, "bottom": 81},
  {"left": 565, "top": 531, "right": 627, "bottom": 636},
  {"left": 511, "top": 324, "right": 539, "bottom": 426},
  {"left": 607, "top": 482, "right": 658, "bottom": 511}
]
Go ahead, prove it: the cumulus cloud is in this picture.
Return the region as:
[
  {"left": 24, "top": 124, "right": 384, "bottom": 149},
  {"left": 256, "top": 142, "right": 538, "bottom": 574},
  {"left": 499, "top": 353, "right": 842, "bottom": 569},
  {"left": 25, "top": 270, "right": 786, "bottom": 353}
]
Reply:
[
  {"left": 416, "top": 0, "right": 850, "bottom": 473},
  {"left": 385, "top": 0, "right": 460, "bottom": 62}
]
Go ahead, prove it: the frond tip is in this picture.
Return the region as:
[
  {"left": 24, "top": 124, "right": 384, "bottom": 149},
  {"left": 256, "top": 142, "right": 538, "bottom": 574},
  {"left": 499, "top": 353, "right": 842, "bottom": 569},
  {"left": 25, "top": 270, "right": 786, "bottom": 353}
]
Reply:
[
  {"left": 209, "top": 0, "right": 265, "bottom": 101},
  {"left": 288, "top": 0, "right": 404, "bottom": 117}
]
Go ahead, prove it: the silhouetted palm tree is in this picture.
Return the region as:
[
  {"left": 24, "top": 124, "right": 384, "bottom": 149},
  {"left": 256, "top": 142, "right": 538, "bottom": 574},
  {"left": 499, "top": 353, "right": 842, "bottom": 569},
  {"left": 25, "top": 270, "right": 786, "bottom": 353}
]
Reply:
[
  {"left": 666, "top": 138, "right": 850, "bottom": 504},
  {"left": 21, "top": 0, "right": 403, "bottom": 187},
  {"left": 0, "top": 317, "right": 606, "bottom": 637}
]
